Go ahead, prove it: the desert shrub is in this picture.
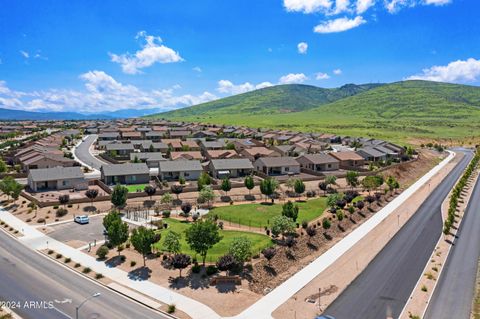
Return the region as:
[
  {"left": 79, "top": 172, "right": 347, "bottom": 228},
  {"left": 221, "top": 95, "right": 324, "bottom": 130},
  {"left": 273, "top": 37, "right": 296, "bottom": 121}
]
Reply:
[{"left": 96, "top": 245, "right": 109, "bottom": 259}]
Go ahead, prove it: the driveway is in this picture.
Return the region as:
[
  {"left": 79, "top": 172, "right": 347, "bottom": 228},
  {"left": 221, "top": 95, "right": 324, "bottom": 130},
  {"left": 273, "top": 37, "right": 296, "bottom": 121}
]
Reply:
[{"left": 48, "top": 215, "right": 105, "bottom": 244}]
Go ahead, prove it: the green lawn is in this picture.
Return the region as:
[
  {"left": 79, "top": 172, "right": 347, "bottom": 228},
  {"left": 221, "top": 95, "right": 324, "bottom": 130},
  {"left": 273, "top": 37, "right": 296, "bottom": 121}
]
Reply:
[
  {"left": 153, "top": 218, "right": 273, "bottom": 263},
  {"left": 124, "top": 183, "right": 151, "bottom": 192},
  {"left": 207, "top": 197, "right": 327, "bottom": 228}
]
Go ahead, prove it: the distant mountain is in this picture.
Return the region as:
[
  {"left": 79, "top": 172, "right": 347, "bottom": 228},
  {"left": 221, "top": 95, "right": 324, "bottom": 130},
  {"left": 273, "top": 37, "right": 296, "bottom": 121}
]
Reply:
[
  {"left": 99, "top": 108, "right": 162, "bottom": 119},
  {"left": 149, "top": 83, "right": 383, "bottom": 118},
  {"left": 0, "top": 108, "right": 113, "bottom": 120}
]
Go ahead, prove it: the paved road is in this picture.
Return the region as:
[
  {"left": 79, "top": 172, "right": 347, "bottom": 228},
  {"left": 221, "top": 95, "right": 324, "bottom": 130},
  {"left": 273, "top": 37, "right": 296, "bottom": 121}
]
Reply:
[
  {"left": 323, "top": 149, "right": 473, "bottom": 319},
  {"left": 0, "top": 229, "right": 169, "bottom": 319},
  {"left": 48, "top": 216, "right": 105, "bottom": 243},
  {"left": 424, "top": 163, "right": 480, "bottom": 319},
  {"left": 74, "top": 135, "right": 105, "bottom": 170}
]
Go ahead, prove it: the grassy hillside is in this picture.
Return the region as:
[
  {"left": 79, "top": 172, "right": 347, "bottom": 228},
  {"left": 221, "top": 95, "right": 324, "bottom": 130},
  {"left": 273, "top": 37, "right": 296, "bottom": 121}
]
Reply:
[
  {"left": 156, "top": 83, "right": 382, "bottom": 117},
  {"left": 147, "top": 80, "right": 480, "bottom": 144}
]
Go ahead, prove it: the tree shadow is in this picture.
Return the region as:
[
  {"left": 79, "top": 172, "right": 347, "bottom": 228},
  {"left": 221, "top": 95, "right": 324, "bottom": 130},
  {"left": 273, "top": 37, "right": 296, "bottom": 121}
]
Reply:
[
  {"left": 105, "top": 255, "right": 126, "bottom": 268},
  {"left": 168, "top": 272, "right": 210, "bottom": 290},
  {"left": 128, "top": 266, "right": 152, "bottom": 281},
  {"left": 143, "top": 200, "right": 155, "bottom": 208},
  {"left": 307, "top": 242, "right": 318, "bottom": 250},
  {"left": 244, "top": 194, "right": 256, "bottom": 201},
  {"left": 83, "top": 206, "right": 97, "bottom": 212},
  {"left": 220, "top": 195, "right": 231, "bottom": 203}
]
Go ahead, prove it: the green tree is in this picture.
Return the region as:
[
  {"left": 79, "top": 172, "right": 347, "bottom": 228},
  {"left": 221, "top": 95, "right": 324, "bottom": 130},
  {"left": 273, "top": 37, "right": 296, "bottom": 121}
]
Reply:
[
  {"left": 111, "top": 184, "right": 128, "bottom": 207},
  {"left": 285, "top": 177, "right": 295, "bottom": 191},
  {"left": 198, "top": 185, "right": 215, "bottom": 207},
  {"left": 0, "top": 159, "right": 7, "bottom": 173},
  {"left": 163, "top": 231, "right": 181, "bottom": 255},
  {"left": 221, "top": 178, "right": 232, "bottom": 197},
  {"left": 244, "top": 176, "right": 255, "bottom": 195},
  {"left": 282, "top": 201, "right": 299, "bottom": 222},
  {"left": 85, "top": 188, "right": 99, "bottom": 207},
  {"left": 197, "top": 172, "right": 212, "bottom": 191},
  {"left": 362, "top": 175, "right": 379, "bottom": 194},
  {"left": 185, "top": 219, "right": 222, "bottom": 265},
  {"left": 103, "top": 210, "right": 121, "bottom": 232},
  {"left": 160, "top": 192, "right": 173, "bottom": 206},
  {"left": 271, "top": 215, "right": 295, "bottom": 239},
  {"left": 172, "top": 253, "right": 191, "bottom": 277},
  {"left": 144, "top": 185, "right": 156, "bottom": 200},
  {"left": 346, "top": 171, "right": 359, "bottom": 189},
  {"left": 130, "top": 226, "right": 157, "bottom": 267},
  {"left": 107, "top": 218, "right": 129, "bottom": 255},
  {"left": 170, "top": 184, "right": 183, "bottom": 200},
  {"left": 260, "top": 178, "right": 279, "bottom": 203},
  {"left": 293, "top": 179, "right": 305, "bottom": 196},
  {"left": 386, "top": 176, "right": 400, "bottom": 193},
  {"left": 228, "top": 237, "right": 252, "bottom": 264},
  {"left": 326, "top": 193, "right": 343, "bottom": 209},
  {"left": 325, "top": 175, "right": 337, "bottom": 187}
]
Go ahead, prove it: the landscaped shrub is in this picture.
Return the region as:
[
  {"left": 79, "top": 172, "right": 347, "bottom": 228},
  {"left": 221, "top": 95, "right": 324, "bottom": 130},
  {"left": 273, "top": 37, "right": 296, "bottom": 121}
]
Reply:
[
  {"left": 82, "top": 267, "right": 91, "bottom": 274},
  {"left": 64, "top": 257, "right": 71, "bottom": 263},
  {"left": 56, "top": 208, "right": 68, "bottom": 217},
  {"left": 191, "top": 264, "right": 201, "bottom": 273},
  {"left": 53, "top": 205, "right": 59, "bottom": 209},
  {"left": 74, "top": 263, "right": 81, "bottom": 268},
  {"left": 130, "top": 261, "right": 136, "bottom": 267},
  {"left": 167, "top": 304, "right": 176, "bottom": 314},
  {"left": 47, "top": 249, "right": 54, "bottom": 255},
  {"left": 162, "top": 210, "right": 171, "bottom": 218},
  {"left": 95, "top": 273, "right": 104, "bottom": 279},
  {"left": 96, "top": 245, "right": 109, "bottom": 259},
  {"left": 206, "top": 265, "right": 218, "bottom": 276},
  {"left": 55, "top": 253, "right": 62, "bottom": 259},
  {"left": 37, "top": 218, "right": 45, "bottom": 224}
]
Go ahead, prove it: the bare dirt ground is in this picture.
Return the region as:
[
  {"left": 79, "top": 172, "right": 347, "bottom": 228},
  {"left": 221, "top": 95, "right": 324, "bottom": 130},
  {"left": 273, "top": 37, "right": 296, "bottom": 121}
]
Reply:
[{"left": 271, "top": 151, "right": 458, "bottom": 319}]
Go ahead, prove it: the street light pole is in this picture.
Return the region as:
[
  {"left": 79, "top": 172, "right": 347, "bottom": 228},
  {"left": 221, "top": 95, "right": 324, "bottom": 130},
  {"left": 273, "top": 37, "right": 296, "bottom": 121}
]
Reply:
[{"left": 75, "top": 292, "right": 100, "bottom": 319}]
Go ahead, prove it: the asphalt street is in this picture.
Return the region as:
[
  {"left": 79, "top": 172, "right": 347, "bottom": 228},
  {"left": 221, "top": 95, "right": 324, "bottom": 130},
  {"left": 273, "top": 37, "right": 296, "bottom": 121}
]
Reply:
[
  {"left": 323, "top": 149, "right": 474, "bottom": 319},
  {"left": 0, "top": 229, "right": 170, "bottom": 319},
  {"left": 74, "top": 135, "right": 105, "bottom": 170},
  {"left": 424, "top": 162, "right": 480, "bottom": 318}
]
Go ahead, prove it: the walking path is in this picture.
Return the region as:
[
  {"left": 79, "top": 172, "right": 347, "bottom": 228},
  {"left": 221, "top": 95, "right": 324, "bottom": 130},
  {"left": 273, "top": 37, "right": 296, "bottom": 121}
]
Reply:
[{"left": 0, "top": 151, "right": 455, "bottom": 319}]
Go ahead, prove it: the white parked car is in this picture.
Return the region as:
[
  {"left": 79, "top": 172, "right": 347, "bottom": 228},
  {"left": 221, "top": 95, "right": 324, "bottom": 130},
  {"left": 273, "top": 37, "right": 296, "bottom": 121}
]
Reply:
[{"left": 74, "top": 215, "right": 89, "bottom": 224}]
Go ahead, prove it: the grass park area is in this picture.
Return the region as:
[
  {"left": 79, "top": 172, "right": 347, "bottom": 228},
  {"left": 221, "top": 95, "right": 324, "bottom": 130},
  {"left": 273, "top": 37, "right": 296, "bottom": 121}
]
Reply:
[
  {"left": 153, "top": 218, "right": 273, "bottom": 263},
  {"left": 208, "top": 197, "right": 328, "bottom": 228}
]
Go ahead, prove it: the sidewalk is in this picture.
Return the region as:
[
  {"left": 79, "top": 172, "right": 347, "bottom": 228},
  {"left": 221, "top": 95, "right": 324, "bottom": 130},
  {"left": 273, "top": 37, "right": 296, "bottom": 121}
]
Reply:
[{"left": 0, "top": 208, "right": 221, "bottom": 319}]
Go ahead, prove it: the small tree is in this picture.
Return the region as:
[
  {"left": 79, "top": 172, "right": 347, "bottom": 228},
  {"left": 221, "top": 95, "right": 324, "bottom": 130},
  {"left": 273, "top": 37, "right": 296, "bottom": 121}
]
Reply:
[
  {"left": 322, "top": 218, "right": 331, "bottom": 232},
  {"left": 293, "top": 179, "right": 305, "bottom": 197},
  {"left": 221, "top": 178, "right": 232, "bottom": 197},
  {"left": 197, "top": 172, "right": 212, "bottom": 191},
  {"left": 260, "top": 178, "right": 279, "bottom": 203},
  {"left": 180, "top": 202, "right": 192, "bottom": 219},
  {"left": 172, "top": 253, "right": 191, "bottom": 277},
  {"left": 107, "top": 218, "right": 129, "bottom": 255},
  {"left": 282, "top": 201, "right": 299, "bottom": 222},
  {"left": 111, "top": 184, "right": 128, "bottom": 208},
  {"left": 144, "top": 185, "right": 156, "bottom": 200},
  {"left": 244, "top": 175, "right": 255, "bottom": 196},
  {"left": 163, "top": 231, "right": 181, "bottom": 255},
  {"left": 96, "top": 245, "right": 109, "bottom": 259},
  {"left": 185, "top": 219, "right": 222, "bottom": 265},
  {"left": 228, "top": 237, "right": 252, "bottom": 264},
  {"left": 271, "top": 215, "right": 295, "bottom": 239},
  {"left": 170, "top": 184, "right": 183, "bottom": 200},
  {"left": 130, "top": 226, "right": 157, "bottom": 267},
  {"left": 386, "top": 176, "right": 400, "bottom": 194},
  {"left": 216, "top": 254, "right": 236, "bottom": 275},
  {"left": 198, "top": 185, "right": 215, "bottom": 207},
  {"left": 318, "top": 181, "right": 328, "bottom": 196},
  {"left": 85, "top": 189, "right": 99, "bottom": 207},
  {"left": 103, "top": 210, "right": 121, "bottom": 231},
  {"left": 356, "top": 200, "right": 365, "bottom": 213},
  {"left": 160, "top": 192, "right": 173, "bottom": 207},
  {"left": 262, "top": 247, "right": 276, "bottom": 265},
  {"left": 325, "top": 175, "right": 337, "bottom": 187},
  {"left": 58, "top": 194, "right": 70, "bottom": 208},
  {"left": 306, "top": 226, "right": 316, "bottom": 243},
  {"left": 285, "top": 178, "right": 295, "bottom": 192},
  {"left": 346, "top": 171, "right": 359, "bottom": 189},
  {"left": 0, "top": 159, "right": 7, "bottom": 173}
]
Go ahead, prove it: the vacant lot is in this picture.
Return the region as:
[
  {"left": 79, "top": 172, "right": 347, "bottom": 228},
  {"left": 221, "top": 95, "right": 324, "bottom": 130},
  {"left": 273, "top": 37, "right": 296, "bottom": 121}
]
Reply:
[
  {"left": 208, "top": 197, "right": 327, "bottom": 228},
  {"left": 153, "top": 218, "right": 273, "bottom": 263}
]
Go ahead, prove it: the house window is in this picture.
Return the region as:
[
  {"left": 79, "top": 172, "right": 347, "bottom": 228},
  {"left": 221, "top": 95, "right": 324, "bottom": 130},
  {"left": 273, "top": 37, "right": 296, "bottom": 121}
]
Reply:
[
  {"left": 132, "top": 175, "right": 137, "bottom": 182},
  {"left": 185, "top": 172, "right": 190, "bottom": 177},
  {"left": 285, "top": 167, "right": 289, "bottom": 172},
  {"left": 62, "top": 180, "right": 67, "bottom": 186}
]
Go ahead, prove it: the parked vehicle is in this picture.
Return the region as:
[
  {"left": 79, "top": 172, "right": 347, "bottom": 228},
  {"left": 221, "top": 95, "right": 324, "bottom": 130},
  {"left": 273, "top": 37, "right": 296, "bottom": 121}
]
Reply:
[
  {"left": 315, "top": 316, "right": 335, "bottom": 319},
  {"left": 74, "top": 215, "right": 89, "bottom": 224}
]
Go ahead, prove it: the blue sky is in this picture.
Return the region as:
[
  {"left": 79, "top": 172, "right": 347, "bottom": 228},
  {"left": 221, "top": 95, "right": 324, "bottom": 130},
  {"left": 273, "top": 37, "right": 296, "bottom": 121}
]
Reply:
[{"left": 0, "top": 0, "right": 479, "bottom": 113}]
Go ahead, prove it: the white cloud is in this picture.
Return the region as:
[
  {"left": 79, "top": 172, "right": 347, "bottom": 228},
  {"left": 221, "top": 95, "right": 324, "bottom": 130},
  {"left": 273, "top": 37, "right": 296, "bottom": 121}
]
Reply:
[
  {"left": 333, "top": 68, "right": 343, "bottom": 75},
  {"left": 283, "top": 0, "right": 333, "bottom": 13},
  {"left": 20, "top": 51, "right": 29, "bottom": 59},
  {"left": 356, "top": 0, "right": 375, "bottom": 13},
  {"left": 333, "top": 0, "right": 351, "bottom": 13},
  {"left": 0, "top": 71, "right": 217, "bottom": 113},
  {"left": 193, "top": 66, "right": 202, "bottom": 73},
  {"left": 279, "top": 73, "right": 309, "bottom": 84},
  {"left": 315, "top": 72, "right": 331, "bottom": 80},
  {"left": 314, "top": 16, "right": 366, "bottom": 33},
  {"left": 405, "top": 58, "right": 480, "bottom": 83},
  {"left": 217, "top": 80, "right": 273, "bottom": 95},
  {"left": 297, "top": 42, "right": 309, "bottom": 54},
  {"left": 423, "top": 0, "right": 450, "bottom": 5},
  {"left": 110, "top": 31, "right": 183, "bottom": 74}
]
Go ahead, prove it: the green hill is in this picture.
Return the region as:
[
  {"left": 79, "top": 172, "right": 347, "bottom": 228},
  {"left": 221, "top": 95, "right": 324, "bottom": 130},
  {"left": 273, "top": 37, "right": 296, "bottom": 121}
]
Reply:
[
  {"left": 147, "top": 80, "right": 480, "bottom": 144},
  {"left": 156, "top": 83, "right": 383, "bottom": 117}
]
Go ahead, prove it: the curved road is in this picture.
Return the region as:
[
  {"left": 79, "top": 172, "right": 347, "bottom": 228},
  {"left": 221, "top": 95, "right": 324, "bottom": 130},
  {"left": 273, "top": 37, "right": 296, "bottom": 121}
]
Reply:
[
  {"left": 425, "top": 162, "right": 480, "bottom": 318},
  {"left": 74, "top": 134, "right": 106, "bottom": 170},
  {"left": 323, "top": 149, "right": 473, "bottom": 319},
  {"left": 0, "top": 229, "right": 169, "bottom": 319}
]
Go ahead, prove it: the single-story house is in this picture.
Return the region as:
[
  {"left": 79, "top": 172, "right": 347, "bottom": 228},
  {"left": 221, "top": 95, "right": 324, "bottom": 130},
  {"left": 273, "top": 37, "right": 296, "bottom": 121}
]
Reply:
[
  {"left": 101, "top": 163, "right": 150, "bottom": 185},
  {"left": 356, "top": 147, "right": 387, "bottom": 162},
  {"left": 329, "top": 151, "right": 365, "bottom": 169},
  {"left": 28, "top": 166, "right": 88, "bottom": 192},
  {"left": 240, "top": 147, "right": 280, "bottom": 161},
  {"left": 209, "top": 158, "right": 254, "bottom": 179},
  {"left": 205, "top": 150, "right": 238, "bottom": 160},
  {"left": 21, "top": 153, "right": 76, "bottom": 172},
  {"left": 130, "top": 152, "right": 166, "bottom": 168},
  {"left": 121, "top": 131, "right": 143, "bottom": 140},
  {"left": 145, "top": 131, "right": 165, "bottom": 141},
  {"left": 105, "top": 143, "right": 134, "bottom": 157},
  {"left": 296, "top": 154, "right": 340, "bottom": 172},
  {"left": 254, "top": 157, "right": 301, "bottom": 176},
  {"left": 158, "top": 160, "right": 203, "bottom": 181},
  {"left": 98, "top": 132, "right": 120, "bottom": 141},
  {"left": 170, "top": 151, "right": 203, "bottom": 161}
]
